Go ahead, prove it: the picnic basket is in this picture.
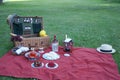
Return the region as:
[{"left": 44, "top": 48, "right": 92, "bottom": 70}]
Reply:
[{"left": 7, "top": 14, "right": 50, "bottom": 49}]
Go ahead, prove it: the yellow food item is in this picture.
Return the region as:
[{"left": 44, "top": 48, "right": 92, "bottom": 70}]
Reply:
[
  {"left": 41, "top": 34, "right": 48, "bottom": 37},
  {"left": 43, "top": 34, "right": 48, "bottom": 37},
  {"left": 39, "top": 30, "right": 47, "bottom": 37},
  {"left": 39, "top": 30, "right": 46, "bottom": 36}
]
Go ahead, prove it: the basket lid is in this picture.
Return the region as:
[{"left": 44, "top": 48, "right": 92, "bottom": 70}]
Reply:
[{"left": 8, "top": 15, "right": 43, "bottom": 36}]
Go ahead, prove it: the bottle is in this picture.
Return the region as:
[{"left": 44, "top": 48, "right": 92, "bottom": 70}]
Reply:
[{"left": 52, "top": 35, "right": 59, "bottom": 52}]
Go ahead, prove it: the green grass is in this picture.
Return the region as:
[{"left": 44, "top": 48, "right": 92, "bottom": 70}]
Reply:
[{"left": 0, "top": 0, "right": 120, "bottom": 79}]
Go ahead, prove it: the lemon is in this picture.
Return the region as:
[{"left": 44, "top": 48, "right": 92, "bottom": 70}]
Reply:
[
  {"left": 39, "top": 30, "right": 47, "bottom": 37},
  {"left": 43, "top": 34, "right": 48, "bottom": 37}
]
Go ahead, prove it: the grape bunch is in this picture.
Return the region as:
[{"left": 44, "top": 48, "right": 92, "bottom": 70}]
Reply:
[{"left": 11, "top": 35, "right": 23, "bottom": 42}]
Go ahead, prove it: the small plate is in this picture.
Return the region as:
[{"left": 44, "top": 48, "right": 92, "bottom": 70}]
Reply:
[
  {"left": 45, "top": 63, "right": 58, "bottom": 69},
  {"left": 31, "top": 62, "right": 44, "bottom": 68},
  {"left": 25, "top": 52, "right": 40, "bottom": 61},
  {"left": 64, "top": 53, "right": 70, "bottom": 57}
]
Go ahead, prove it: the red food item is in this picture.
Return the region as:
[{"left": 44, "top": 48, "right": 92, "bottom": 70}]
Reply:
[
  {"left": 29, "top": 51, "right": 36, "bottom": 58},
  {"left": 34, "top": 61, "right": 42, "bottom": 67},
  {"left": 48, "top": 62, "right": 55, "bottom": 67}
]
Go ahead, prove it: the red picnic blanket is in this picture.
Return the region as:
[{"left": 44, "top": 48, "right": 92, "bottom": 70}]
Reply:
[{"left": 0, "top": 47, "right": 120, "bottom": 80}]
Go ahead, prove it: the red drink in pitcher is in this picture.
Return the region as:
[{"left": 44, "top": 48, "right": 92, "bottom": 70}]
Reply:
[{"left": 63, "top": 35, "right": 73, "bottom": 56}]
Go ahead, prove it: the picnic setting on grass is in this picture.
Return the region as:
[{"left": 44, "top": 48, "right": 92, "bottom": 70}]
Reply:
[{"left": 0, "top": 14, "right": 120, "bottom": 80}]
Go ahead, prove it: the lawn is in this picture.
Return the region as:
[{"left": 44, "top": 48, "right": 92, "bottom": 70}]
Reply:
[{"left": 0, "top": 0, "right": 120, "bottom": 79}]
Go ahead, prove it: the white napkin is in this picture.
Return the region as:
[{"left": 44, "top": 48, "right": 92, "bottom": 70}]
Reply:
[{"left": 16, "top": 47, "right": 29, "bottom": 55}]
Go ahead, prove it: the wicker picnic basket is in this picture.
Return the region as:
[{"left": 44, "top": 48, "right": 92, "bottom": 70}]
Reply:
[{"left": 7, "top": 14, "right": 50, "bottom": 49}]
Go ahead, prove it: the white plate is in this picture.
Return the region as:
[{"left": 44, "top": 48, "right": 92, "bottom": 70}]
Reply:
[
  {"left": 25, "top": 52, "right": 40, "bottom": 61},
  {"left": 42, "top": 52, "right": 60, "bottom": 60},
  {"left": 25, "top": 52, "right": 30, "bottom": 57},
  {"left": 45, "top": 63, "right": 58, "bottom": 69},
  {"left": 31, "top": 62, "right": 44, "bottom": 68},
  {"left": 64, "top": 53, "right": 70, "bottom": 57}
]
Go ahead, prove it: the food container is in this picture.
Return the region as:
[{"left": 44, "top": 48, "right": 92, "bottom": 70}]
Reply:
[{"left": 7, "top": 14, "right": 50, "bottom": 49}]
